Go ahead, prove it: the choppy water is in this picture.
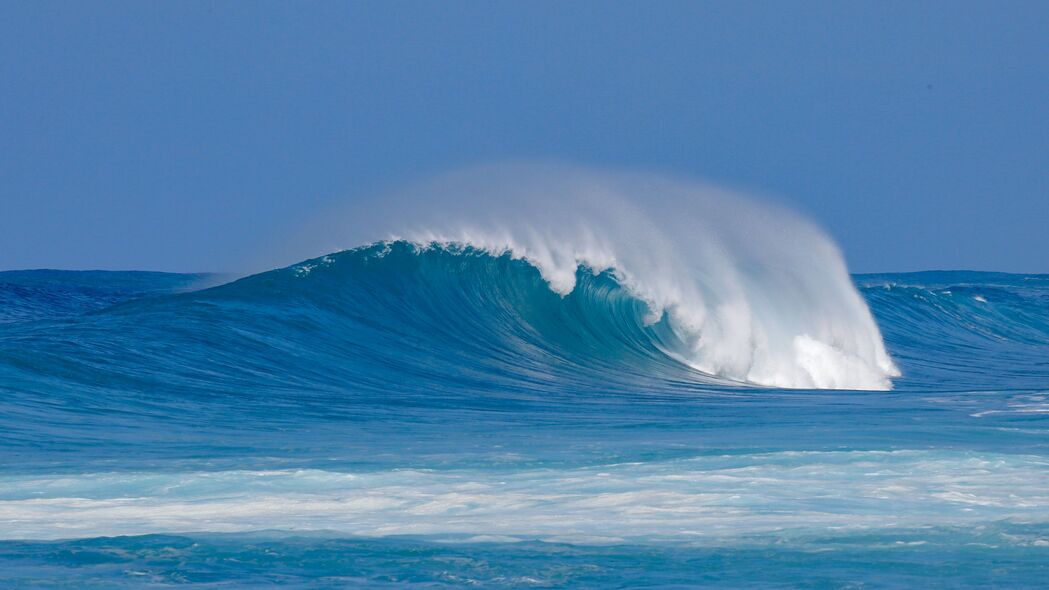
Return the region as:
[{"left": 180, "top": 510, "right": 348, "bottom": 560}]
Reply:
[{"left": 1, "top": 241, "right": 1048, "bottom": 588}]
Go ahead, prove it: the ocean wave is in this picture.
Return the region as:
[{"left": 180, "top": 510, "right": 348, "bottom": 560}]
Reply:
[
  {"left": 0, "top": 166, "right": 906, "bottom": 391},
  {"left": 223, "top": 237, "right": 897, "bottom": 391},
  {"left": 277, "top": 164, "right": 903, "bottom": 389}
]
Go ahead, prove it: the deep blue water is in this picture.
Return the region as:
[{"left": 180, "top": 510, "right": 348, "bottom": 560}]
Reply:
[{"left": 1, "top": 243, "right": 1048, "bottom": 588}]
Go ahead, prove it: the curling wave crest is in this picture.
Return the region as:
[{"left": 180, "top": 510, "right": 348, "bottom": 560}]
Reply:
[{"left": 298, "top": 164, "right": 899, "bottom": 389}]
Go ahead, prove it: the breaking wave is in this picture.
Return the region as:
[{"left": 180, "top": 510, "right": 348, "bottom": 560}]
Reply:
[{"left": 287, "top": 164, "right": 899, "bottom": 389}]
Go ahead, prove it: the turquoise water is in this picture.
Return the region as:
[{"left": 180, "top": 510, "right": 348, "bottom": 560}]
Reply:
[{"left": 1, "top": 243, "right": 1048, "bottom": 588}]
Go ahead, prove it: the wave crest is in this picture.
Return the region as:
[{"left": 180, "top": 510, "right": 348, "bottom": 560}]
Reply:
[{"left": 294, "top": 164, "right": 898, "bottom": 389}]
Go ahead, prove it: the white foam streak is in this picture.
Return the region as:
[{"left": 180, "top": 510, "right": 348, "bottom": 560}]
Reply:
[
  {"left": 3, "top": 451, "right": 1048, "bottom": 541},
  {"left": 307, "top": 163, "right": 899, "bottom": 389}
]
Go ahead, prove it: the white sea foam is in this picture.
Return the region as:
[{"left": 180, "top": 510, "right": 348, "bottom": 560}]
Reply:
[
  {"left": 297, "top": 163, "right": 899, "bottom": 389},
  {"left": 2, "top": 451, "right": 1047, "bottom": 541}
]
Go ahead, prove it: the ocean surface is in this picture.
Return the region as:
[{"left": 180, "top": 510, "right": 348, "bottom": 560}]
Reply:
[{"left": 1, "top": 240, "right": 1048, "bottom": 588}]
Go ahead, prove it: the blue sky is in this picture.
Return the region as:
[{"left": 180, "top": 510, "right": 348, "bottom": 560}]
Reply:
[{"left": 1, "top": 1, "right": 1046, "bottom": 273}]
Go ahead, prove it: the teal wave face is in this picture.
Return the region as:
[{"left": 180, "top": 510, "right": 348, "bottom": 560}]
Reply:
[
  {"left": 0, "top": 243, "right": 704, "bottom": 406},
  {"left": 201, "top": 241, "right": 704, "bottom": 389}
]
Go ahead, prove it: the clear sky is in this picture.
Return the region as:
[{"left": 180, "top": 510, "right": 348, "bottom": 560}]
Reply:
[{"left": 1, "top": 1, "right": 1046, "bottom": 273}]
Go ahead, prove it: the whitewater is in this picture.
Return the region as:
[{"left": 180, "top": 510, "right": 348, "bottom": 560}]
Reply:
[{"left": 1, "top": 166, "right": 1048, "bottom": 588}]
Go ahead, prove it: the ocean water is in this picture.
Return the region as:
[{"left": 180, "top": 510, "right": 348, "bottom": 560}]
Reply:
[{"left": 1, "top": 238, "right": 1047, "bottom": 588}]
